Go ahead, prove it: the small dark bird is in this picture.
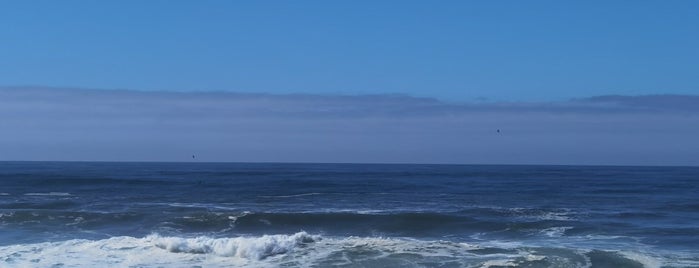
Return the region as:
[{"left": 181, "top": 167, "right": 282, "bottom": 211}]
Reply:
[
  {"left": 497, "top": 129, "right": 501, "bottom": 133},
  {"left": 192, "top": 155, "right": 196, "bottom": 159}
]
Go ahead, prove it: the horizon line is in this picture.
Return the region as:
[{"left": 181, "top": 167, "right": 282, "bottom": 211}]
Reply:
[
  {"left": 4, "top": 85, "right": 699, "bottom": 103},
  {"left": 2, "top": 160, "right": 697, "bottom": 169}
]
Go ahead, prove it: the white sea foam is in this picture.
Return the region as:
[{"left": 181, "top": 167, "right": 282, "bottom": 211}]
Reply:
[
  {"left": 0, "top": 233, "right": 674, "bottom": 268},
  {"left": 227, "top": 211, "right": 251, "bottom": 224},
  {"left": 507, "top": 207, "right": 575, "bottom": 221},
  {"left": 540, "top": 226, "right": 574, "bottom": 237},
  {"left": 480, "top": 259, "right": 517, "bottom": 267},
  {"left": 0, "top": 232, "right": 318, "bottom": 268},
  {"left": 0, "top": 193, "right": 9, "bottom": 196},
  {"left": 23, "top": 192, "right": 71, "bottom": 196},
  {"left": 151, "top": 232, "right": 318, "bottom": 260},
  {"left": 0, "top": 235, "right": 477, "bottom": 267},
  {"left": 523, "top": 253, "right": 546, "bottom": 261}
]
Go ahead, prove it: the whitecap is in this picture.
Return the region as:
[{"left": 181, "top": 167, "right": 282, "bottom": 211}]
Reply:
[
  {"left": 150, "top": 232, "right": 318, "bottom": 260},
  {"left": 540, "top": 226, "right": 574, "bottom": 237},
  {"left": 0, "top": 232, "right": 318, "bottom": 267},
  {"left": 523, "top": 253, "right": 546, "bottom": 261},
  {"left": 0, "top": 233, "right": 679, "bottom": 268},
  {"left": 227, "top": 211, "right": 252, "bottom": 224}
]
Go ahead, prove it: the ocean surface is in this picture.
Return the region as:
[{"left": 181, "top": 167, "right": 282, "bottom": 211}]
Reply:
[{"left": 0, "top": 162, "right": 698, "bottom": 267}]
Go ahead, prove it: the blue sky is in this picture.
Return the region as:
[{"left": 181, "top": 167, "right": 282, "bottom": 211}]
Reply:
[
  {"left": 1, "top": 1, "right": 698, "bottom": 101},
  {"left": 1, "top": 2, "right": 699, "bottom": 165}
]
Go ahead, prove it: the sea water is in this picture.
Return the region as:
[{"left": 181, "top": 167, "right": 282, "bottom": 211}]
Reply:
[{"left": 1, "top": 162, "right": 697, "bottom": 267}]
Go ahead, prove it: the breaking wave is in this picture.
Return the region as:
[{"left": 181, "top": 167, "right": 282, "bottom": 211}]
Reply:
[
  {"left": 152, "top": 232, "right": 318, "bottom": 260},
  {"left": 1, "top": 232, "right": 691, "bottom": 268}
]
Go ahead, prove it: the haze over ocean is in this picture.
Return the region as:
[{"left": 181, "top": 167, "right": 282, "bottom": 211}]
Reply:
[
  {"left": 2, "top": 87, "right": 699, "bottom": 166},
  {"left": 1, "top": 1, "right": 698, "bottom": 267}
]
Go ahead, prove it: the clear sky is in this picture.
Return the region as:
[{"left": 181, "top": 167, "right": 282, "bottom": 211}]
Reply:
[{"left": 1, "top": 1, "right": 698, "bottom": 101}]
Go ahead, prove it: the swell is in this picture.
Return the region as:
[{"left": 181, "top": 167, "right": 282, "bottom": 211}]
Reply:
[
  {"left": 0, "top": 200, "right": 79, "bottom": 210},
  {"left": 0, "top": 209, "right": 574, "bottom": 236},
  {"left": 0, "top": 210, "right": 146, "bottom": 229},
  {"left": 5, "top": 207, "right": 696, "bottom": 248},
  {"left": 0, "top": 175, "right": 173, "bottom": 187},
  {"left": 166, "top": 211, "right": 579, "bottom": 238}
]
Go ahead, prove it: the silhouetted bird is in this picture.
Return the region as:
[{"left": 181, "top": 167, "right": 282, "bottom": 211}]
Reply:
[{"left": 497, "top": 129, "right": 501, "bottom": 133}]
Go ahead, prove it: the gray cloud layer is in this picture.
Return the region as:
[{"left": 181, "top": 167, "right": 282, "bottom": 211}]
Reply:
[{"left": 1, "top": 87, "right": 698, "bottom": 166}]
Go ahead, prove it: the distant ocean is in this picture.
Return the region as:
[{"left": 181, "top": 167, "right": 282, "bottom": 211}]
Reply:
[{"left": 1, "top": 162, "right": 698, "bottom": 267}]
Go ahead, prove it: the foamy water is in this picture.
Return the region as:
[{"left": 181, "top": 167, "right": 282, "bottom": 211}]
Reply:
[
  {"left": 3, "top": 232, "right": 683, "bottom": 268},
  {"left": 1, "top": 162, "right": 698, "bottom": 267}
]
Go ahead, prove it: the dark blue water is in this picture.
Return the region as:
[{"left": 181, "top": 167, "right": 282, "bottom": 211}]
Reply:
[{"left": 1, "top": 162, "right": 698, "bottom": 267}]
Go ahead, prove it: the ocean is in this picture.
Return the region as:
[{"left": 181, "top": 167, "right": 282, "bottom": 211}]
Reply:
[{"left": 0, "top": 162, "right": 697, "bottom": 267}]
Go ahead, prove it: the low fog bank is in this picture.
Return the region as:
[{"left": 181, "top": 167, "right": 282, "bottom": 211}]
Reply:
[{"left": 2, "top": 87, "right": 698, "bottom": 166}]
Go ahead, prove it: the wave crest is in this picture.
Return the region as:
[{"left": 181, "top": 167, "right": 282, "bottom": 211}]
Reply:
[
  {"left": 150, "top": 232, "right": 318, "bottom": 260},
  {"left": 0, "top": 233, "right": 688, "bottom": 268}
]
